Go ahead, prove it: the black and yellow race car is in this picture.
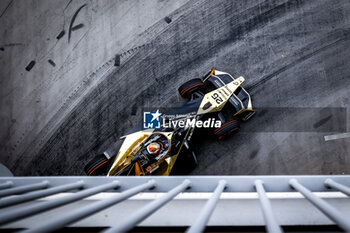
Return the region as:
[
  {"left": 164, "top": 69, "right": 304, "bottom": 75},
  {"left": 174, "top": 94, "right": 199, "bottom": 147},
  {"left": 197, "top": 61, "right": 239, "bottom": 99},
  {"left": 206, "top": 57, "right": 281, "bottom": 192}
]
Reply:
[{"left": 84, "top": 68, "right": 255, "bottom": 176}]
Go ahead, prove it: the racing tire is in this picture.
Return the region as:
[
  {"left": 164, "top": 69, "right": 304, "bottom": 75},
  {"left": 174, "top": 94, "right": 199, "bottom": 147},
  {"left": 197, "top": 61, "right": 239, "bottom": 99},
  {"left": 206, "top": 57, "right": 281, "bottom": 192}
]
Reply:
[
  {"left": 178, "top": 78, "right": 204, "bottom": 99},
  {"left": 171, "top": 151, "right": 198, "bottom": 175},
  {"left": 213, "top": 119, "right": 240, "bottom": 140},
  {"left": 84, "top": 154, "right": 111, "bottom": 176}
]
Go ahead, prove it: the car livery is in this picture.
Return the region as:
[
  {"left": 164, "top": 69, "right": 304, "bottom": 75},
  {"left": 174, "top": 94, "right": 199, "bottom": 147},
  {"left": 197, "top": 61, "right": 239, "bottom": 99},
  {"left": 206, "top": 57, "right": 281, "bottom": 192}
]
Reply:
[{"left": 84, "top": 68, "right": 255, "bottom": 176}]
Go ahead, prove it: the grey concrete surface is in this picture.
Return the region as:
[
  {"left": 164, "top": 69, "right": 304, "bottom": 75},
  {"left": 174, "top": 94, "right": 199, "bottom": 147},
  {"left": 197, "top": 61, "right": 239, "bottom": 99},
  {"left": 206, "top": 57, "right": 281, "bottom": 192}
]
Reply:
[{"left": 0, "top": 0, "right": 349, "bottom": 176}]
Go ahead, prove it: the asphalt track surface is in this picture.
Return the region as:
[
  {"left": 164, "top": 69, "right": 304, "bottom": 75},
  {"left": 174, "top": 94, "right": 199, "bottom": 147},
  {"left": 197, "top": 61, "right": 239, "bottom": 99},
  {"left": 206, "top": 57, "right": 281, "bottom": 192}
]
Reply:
[{"left": 1, "top": 0, "right": 350, "bottom": 175}]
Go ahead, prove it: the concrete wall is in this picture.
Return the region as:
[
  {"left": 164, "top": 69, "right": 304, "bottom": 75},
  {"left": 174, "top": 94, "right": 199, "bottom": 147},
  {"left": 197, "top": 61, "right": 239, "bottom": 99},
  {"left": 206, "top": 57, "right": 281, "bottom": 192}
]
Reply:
[{"left": 1, "top": 0, "right": 349, "bottom": 175}]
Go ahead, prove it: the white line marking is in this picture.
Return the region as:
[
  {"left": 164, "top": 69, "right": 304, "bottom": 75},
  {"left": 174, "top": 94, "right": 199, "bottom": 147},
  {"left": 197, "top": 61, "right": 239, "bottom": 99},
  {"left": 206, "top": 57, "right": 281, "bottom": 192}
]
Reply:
[{"left": 324, "top": 133, "right": 350, "bottom": 141}]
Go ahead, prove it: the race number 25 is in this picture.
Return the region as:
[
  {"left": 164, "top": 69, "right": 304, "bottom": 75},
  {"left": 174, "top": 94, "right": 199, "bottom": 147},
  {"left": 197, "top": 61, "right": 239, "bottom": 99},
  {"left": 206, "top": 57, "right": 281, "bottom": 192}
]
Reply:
[{"left": 211, "top": 93, "right": 223, "bottom": 104}]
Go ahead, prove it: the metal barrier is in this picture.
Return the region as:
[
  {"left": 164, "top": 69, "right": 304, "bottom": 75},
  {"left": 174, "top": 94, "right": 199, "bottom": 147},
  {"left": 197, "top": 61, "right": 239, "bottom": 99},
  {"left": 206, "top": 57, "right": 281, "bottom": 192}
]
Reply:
[{"left": 0, "top": 176, "right": 349, "bottom": 233}]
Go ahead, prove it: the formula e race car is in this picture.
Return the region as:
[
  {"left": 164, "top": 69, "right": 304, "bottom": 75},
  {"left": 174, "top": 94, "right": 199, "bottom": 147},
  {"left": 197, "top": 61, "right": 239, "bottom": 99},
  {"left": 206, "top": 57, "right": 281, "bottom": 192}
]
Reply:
[{"left": 84, "top": 68, "right": 255, "bottom": 176}]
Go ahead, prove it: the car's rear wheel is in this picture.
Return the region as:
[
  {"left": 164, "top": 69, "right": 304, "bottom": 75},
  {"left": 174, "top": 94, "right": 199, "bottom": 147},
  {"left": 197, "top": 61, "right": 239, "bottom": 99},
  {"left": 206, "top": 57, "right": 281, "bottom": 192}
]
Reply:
[
  {"left": 178, "top": 78, "right": 204, "bottom": 99},
  {"left": 84, "top": 154, "right": 111, "bottom": 176},
  {"left": 171, "top": 152, "right": 198, "bottom": 175},
  {"left": 213, "top": 118, "right": 240, "bottom": 139}
]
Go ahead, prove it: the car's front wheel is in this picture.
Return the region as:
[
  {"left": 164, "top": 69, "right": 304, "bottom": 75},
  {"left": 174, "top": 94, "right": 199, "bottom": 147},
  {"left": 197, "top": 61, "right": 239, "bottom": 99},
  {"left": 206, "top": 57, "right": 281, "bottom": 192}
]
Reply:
[
  {"left": 178, "top": 78, "right": 204, "bottom": 99},
  {"left": 213, "top": 118, "right": 240, "bottom": 139}
]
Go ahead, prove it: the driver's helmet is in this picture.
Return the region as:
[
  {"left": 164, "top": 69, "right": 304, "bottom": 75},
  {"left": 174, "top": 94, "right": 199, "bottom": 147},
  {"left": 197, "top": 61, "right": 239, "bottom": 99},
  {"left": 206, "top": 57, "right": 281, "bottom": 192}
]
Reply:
[{"left": 147, "top": 142, "right": 162, "bottom": 155}]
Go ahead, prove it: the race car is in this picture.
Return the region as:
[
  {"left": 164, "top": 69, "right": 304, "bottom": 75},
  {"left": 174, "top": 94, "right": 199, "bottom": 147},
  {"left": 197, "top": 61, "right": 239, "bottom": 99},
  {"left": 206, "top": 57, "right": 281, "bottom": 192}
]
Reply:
[{"left": 84, "top": 68, "right": 255, "bottom": 176}]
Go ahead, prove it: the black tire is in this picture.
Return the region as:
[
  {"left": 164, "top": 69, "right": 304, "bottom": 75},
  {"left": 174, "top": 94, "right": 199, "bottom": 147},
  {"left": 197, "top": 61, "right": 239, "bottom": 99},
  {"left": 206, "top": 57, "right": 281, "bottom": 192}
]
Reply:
[
  {"left": 171, "top": 150, "right": 198, "bottom": 175},
  {"left": 84, "top": 154, "right": 111, "bottom": 176},
  {"left": 178, "top": 78, "right": 204, "bottom": 98},
  {"left": 213, "top": 119, "right": 240, "bottom": 139}
]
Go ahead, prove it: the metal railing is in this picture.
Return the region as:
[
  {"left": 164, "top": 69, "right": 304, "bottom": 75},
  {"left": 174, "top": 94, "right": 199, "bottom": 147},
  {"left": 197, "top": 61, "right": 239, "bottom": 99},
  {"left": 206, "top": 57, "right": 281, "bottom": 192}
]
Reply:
[{"left": 0, "top": 176, "right": 350, "bottom": 233}]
